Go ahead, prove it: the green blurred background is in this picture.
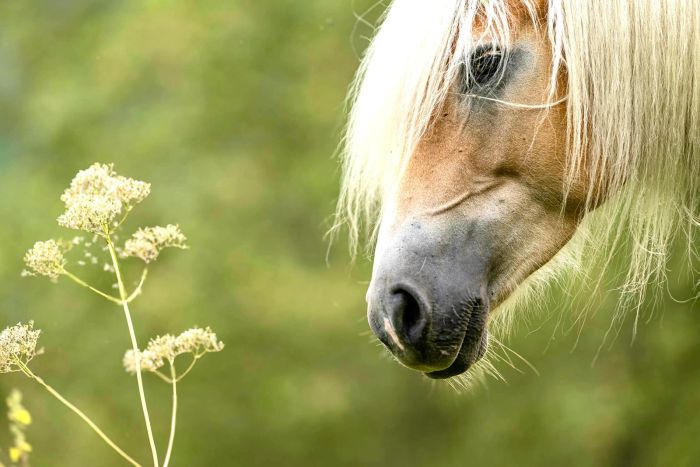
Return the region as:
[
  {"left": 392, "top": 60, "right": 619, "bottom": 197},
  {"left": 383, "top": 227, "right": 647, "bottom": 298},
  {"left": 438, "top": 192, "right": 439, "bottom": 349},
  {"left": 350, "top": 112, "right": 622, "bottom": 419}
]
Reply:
[{"left": 0, "top": 1, "right": 697, "bottom": 466}]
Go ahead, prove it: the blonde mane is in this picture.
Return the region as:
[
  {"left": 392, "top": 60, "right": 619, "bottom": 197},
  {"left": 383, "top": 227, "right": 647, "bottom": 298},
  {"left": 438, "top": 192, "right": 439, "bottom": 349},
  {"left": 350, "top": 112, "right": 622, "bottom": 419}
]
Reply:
[{"left": 335, "top": 0, "right": 699, "bottom": 384}]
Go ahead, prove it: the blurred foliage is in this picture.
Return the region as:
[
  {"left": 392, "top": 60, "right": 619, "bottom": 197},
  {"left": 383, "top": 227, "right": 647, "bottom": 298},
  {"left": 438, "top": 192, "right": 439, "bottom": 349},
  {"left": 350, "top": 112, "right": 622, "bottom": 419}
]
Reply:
[{"left": 0, "top": 1, "right": 697, "bottom": 466}]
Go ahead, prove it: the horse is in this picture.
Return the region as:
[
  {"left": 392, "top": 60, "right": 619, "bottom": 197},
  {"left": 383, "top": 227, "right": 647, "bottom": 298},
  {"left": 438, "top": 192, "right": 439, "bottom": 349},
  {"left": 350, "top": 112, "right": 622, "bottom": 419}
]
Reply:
[{"left": 334, "top": 0, "right": 698, "bottom": 383}]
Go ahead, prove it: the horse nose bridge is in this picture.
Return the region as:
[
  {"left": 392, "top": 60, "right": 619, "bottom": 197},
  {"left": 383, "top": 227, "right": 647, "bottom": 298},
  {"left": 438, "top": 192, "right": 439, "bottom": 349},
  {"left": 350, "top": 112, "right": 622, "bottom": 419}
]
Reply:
[
  {"left": 373, "top": 216, "right": 484, "bottom": 283},
  {"left": 375, "top": 219, "right": 440, "bottom": 272}
]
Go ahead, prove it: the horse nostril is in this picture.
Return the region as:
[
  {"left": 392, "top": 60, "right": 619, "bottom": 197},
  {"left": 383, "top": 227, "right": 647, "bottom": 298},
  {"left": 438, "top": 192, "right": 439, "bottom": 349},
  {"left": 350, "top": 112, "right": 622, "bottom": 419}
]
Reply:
[{"left": 387, "top": 287, "right": 427, "bottom": 346}]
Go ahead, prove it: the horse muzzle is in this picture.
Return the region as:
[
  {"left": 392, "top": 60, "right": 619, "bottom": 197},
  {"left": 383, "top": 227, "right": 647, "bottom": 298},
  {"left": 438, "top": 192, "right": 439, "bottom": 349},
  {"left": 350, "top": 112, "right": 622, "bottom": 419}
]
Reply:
[{"left": 366, "top": 218, "right": 491, "bottom": 379}]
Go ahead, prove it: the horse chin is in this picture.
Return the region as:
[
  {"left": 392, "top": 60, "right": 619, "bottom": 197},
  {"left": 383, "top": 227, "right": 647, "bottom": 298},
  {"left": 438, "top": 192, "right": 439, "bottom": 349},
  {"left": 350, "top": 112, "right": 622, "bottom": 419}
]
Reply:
[{"left": 424, "top": 320, "right": 489, "bottom": 380}]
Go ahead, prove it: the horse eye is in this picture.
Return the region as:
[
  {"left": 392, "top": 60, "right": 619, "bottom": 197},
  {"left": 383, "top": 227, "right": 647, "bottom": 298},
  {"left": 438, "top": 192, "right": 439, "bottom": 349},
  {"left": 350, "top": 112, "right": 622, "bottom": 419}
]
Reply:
[{"left": 460, "top": 47, "right": 504, "bottom": 93}]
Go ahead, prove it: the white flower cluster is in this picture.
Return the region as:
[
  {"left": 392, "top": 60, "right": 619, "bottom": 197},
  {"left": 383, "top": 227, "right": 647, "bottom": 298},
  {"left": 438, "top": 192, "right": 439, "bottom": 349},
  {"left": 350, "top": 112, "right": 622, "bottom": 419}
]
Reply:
[
  {"left": 174, "top": 327, "right": 225, "bottom": 355},
  {"left": 0, "top": 322, "right": 41, "bottom": 374},
  {"left": 22, "top": 240, "right": 66, "bottom": 279},
  {"left": 123, "top": 327, "right": 224, "bottom": 375},
  {"left": 123, "top": 224, "right": 187, "bottom": 263},
  {"left": 57, "top": 163, "right": 150, "bottom": 233}
]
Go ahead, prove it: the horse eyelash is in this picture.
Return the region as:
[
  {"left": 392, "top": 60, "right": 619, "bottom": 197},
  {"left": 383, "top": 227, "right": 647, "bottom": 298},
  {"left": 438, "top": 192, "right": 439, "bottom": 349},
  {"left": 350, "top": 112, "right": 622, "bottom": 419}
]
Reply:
[{"left": 459, "top": 46, "right": 505, "bottom": 93}]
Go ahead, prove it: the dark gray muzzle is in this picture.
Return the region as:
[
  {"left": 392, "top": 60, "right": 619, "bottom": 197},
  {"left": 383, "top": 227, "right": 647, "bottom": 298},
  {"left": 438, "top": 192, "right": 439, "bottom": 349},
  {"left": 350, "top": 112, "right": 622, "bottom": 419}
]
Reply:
[{"left": 366, "top": 217, "right": 491, "bottom": 379}]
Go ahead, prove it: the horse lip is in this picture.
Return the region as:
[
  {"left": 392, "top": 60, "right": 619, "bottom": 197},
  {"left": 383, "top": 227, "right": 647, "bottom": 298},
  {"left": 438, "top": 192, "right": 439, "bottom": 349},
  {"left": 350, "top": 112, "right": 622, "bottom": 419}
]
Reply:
[{"left": 424, "top": 299, "right": 489, "bottom": 379}]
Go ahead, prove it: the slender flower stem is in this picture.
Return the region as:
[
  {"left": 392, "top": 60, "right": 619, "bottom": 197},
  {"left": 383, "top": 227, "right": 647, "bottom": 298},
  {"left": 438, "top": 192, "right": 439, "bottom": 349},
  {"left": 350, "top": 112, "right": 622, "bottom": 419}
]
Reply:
[
  {"left": 15, "top": 361, "right": 141, "bottom": 467},
  {"left": 62, "top": 269, "right": 122, "bottom": 304},
  {"left": 113, "top": 206, "right": 133, "bottom": 232},
  {"left": 125, "top": 268, "right": 149, "bottom": 304},
  {"left": 152, "top": 370, "right": 172, "bottom": 384},
  {"left": 162, "top": 362, "right": 178, "bottom": 467},
  {"left": 174, "top": 354, "right": 200, "bottom": 383},
  {"left": 105, "top": 230, "right": 160, "bottom": 467}
]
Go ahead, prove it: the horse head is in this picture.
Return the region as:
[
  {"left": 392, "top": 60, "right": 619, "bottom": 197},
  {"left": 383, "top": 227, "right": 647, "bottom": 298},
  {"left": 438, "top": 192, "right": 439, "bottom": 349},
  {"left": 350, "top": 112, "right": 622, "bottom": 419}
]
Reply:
[{"left": 338, "top": 0, "right": 698, "bottom": 379}]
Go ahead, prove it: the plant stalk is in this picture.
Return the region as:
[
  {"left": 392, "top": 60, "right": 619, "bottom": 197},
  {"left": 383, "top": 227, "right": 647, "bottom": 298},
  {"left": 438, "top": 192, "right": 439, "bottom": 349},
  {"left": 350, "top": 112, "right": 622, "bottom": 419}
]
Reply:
[
  {"left": 16, "top": 362, "right": 141, "bottom": 467},
  {"left": 62, "top": 269, "right": 122, "bottom": 304},
  {"left": 105, "top": 232, "right": 160, "bottom": 467},
  {"left": 162, "top": 362, "right": 178, "bottom": 467}
]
